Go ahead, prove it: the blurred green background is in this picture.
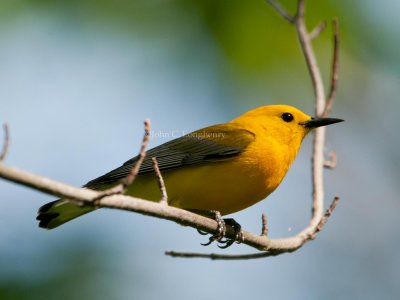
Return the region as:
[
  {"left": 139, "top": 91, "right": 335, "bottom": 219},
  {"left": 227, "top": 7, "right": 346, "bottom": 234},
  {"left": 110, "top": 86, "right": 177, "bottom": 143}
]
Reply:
[{"left": 1, "top": 0, "right": 399, "bottom": 299}]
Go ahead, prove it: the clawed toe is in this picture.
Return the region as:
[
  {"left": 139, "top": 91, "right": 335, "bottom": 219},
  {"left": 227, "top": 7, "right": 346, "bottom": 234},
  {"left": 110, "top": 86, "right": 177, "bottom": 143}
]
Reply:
[
  {"left": 200, "top": 211, "right": 226, "bottom": 246},
  {"left": 217, "top": 218, "right": 244, "bottom": 248},
  {"left": 197, "top": 228, "right": 209, "bottom": 236},
  {"left": 197, "top": 212, "right": 244, "bottom": 248}
]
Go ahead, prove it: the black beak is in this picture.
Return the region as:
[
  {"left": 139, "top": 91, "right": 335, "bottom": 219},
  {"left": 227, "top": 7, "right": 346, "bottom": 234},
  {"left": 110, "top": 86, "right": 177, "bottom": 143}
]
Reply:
[{"left": 301, "top": 117, "right": 344, "bottom": 128}]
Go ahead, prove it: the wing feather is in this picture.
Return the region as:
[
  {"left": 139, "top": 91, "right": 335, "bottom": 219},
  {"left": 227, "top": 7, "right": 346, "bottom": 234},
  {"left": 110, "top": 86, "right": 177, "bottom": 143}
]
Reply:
[{"left": 84, "top": 124, "right": 255, "bottom": 189}]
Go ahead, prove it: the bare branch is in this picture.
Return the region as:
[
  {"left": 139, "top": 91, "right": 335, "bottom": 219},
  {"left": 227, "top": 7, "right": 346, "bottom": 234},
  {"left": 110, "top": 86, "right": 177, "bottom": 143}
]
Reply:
[
  {"left": 267, "top": 0, "right": 338, "bottom": 240},
  {"left": 261, "top": 0, "right": 340, "bottom": 240},
  {"left": 265, "top": 0, "right": 295, "bottom": 23},
  {"left": 152, "top": 157, "right": 168, "bottom": 205},
  {"left": 304, "top": 17, "right": 340, "bottom": 235},
  {"left": 0, "top": 162, "right": 338, "bottom": 255},
  {"left": 165, "top": 197, "right": 340, "bottom": 260},
  {"left": 309, "top": 196, "right": 340, "bottom": 239},
  {"left": 323, "top": 18, "right": 340, "bottom": 117},
  {"left": 94, "top": 119, "right": 151, "bottom": 199},
  {"left": 165, "top": 250, "right": 283, "bottom": 260},
  {"left": 140, "top": 0, "right": 343, "bottom": 260},
  {"left": 294, "top": 0, "right": 326, "bottom": 116},
  {"left": 261, "top": 213, "right": 268, "bottom": 237},
  {"left": 0, "top": 123, "right": 10, "bottom": 161},
  {"left": 309, "top": 21, "right": 327, "bottom": 40},
  {"left": 121, "top": 119, "right": 151, "bottom": 188}
]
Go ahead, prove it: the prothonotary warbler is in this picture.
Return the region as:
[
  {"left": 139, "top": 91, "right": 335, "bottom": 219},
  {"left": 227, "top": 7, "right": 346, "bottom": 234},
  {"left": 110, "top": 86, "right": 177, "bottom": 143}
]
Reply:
[{"left": 37, "top": 105, "right": 343, "bottom": 230}]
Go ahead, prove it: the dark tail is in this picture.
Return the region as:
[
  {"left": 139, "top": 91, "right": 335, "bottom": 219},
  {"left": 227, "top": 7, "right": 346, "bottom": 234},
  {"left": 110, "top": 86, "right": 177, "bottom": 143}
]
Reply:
[{"left": 37, "top": 199, "right": 95, "bottom": 229}]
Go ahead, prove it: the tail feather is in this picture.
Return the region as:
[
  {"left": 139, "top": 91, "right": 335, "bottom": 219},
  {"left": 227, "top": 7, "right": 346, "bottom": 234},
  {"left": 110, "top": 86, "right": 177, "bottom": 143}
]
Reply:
[{"left": 37, "top": 199, "right": 95, "bottom": 229}]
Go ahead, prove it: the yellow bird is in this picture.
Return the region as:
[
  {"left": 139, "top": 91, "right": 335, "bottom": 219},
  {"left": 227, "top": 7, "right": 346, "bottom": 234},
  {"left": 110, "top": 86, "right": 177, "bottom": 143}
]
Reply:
[{"left": 37, "top": 105, "right": 343, "bottom": 230}]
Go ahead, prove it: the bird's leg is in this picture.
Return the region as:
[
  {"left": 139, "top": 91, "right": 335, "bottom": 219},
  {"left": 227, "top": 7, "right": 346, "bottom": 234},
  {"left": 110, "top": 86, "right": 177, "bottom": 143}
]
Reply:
[
  {"left": 198, "top": 210, "right": 226, "bottom": 246},
  {"left": 191, "top": 209, "right": 243, "bottom": 248},
  {"left": 217, "top": 218, "right": 244, "bottom": 249}
]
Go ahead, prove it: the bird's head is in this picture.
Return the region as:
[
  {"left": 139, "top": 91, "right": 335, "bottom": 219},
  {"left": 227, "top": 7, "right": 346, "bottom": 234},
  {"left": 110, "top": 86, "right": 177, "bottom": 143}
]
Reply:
[{"left": 231, "top": 104, "right": 343, "bottom": 147}]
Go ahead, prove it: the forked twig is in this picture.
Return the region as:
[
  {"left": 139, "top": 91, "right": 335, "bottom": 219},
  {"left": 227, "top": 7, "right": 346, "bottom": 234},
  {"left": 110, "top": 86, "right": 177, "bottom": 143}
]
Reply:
[
  {"left": 165, "top": 0, "right": 341, "bottom": 260},
  {"left": 293, "top": 0, "right": 326, "bottom": 114}
]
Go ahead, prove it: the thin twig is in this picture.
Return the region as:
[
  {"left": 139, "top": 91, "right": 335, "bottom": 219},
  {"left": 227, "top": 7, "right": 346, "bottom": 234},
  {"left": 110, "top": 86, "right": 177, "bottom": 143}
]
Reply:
[
  {"left": 309, "top": 21, "right": 327, "bottom": 40},
  {"left": 305, "top": 17, "right": 340, "bottom": 229},
  {"left": 294, "top": 0, "right": 326, "bottom": 115},
  {"left": 94, "top": 119, "right": 151, "bottom": 199},
  {"left": 0, "top": 123, "right": 10, "bottom": 161},
  {"left": 165, "top": 250, "right": 283, "bottom": 260},
  {"left": 152, "top": 157, "right": 168, "bottom": 205},
  {"left": 261, "top": 213, "right": 268, "bottom": 237},
  {"left": 323, "top": 18, "right": 340, "bottom": 117},
  {"left": 121, "top": 119, "right": 151, "bottom": 188},
  {"left": 309, "top": 196, "right": 340, "bottom": 239},
  {"left": 265, "top": 0, "right": 295, "bottom": 23}
]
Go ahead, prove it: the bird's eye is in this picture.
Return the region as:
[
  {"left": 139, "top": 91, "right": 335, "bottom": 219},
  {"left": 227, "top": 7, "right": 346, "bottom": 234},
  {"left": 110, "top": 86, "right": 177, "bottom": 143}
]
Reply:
[{"left": 281, "top": 112, "right": 294, "bottom": 122}]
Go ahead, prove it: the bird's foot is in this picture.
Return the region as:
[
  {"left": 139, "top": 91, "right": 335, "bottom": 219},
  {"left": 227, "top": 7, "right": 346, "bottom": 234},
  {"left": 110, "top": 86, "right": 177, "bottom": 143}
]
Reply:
[
  {"left": 199, "top": 211, "right": 226, "bottom": 246},
  {"left": 217, "top": 218, "right": 244, "bottom": 249},
  {"left": 196, "top": 212, "right": 244, "bottom": 248}
]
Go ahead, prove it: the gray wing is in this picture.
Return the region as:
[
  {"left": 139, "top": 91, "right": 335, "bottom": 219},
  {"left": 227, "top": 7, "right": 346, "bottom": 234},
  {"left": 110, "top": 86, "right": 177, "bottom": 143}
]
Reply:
[{"left": 84, "top": 125, "right": 255, "bottom": 190}]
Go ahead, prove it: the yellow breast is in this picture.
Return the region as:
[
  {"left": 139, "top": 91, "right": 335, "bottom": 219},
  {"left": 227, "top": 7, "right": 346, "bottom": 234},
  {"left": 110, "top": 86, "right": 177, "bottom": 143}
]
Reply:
[{"left": 127, "top": 133, "right": 296, "bottom": 215}]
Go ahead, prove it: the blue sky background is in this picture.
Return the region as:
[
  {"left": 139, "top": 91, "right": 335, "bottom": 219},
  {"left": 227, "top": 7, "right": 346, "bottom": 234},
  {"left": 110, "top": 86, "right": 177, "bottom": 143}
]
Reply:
[{"left": 1, "top": 1, "right": 399, "bottom": 299}]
